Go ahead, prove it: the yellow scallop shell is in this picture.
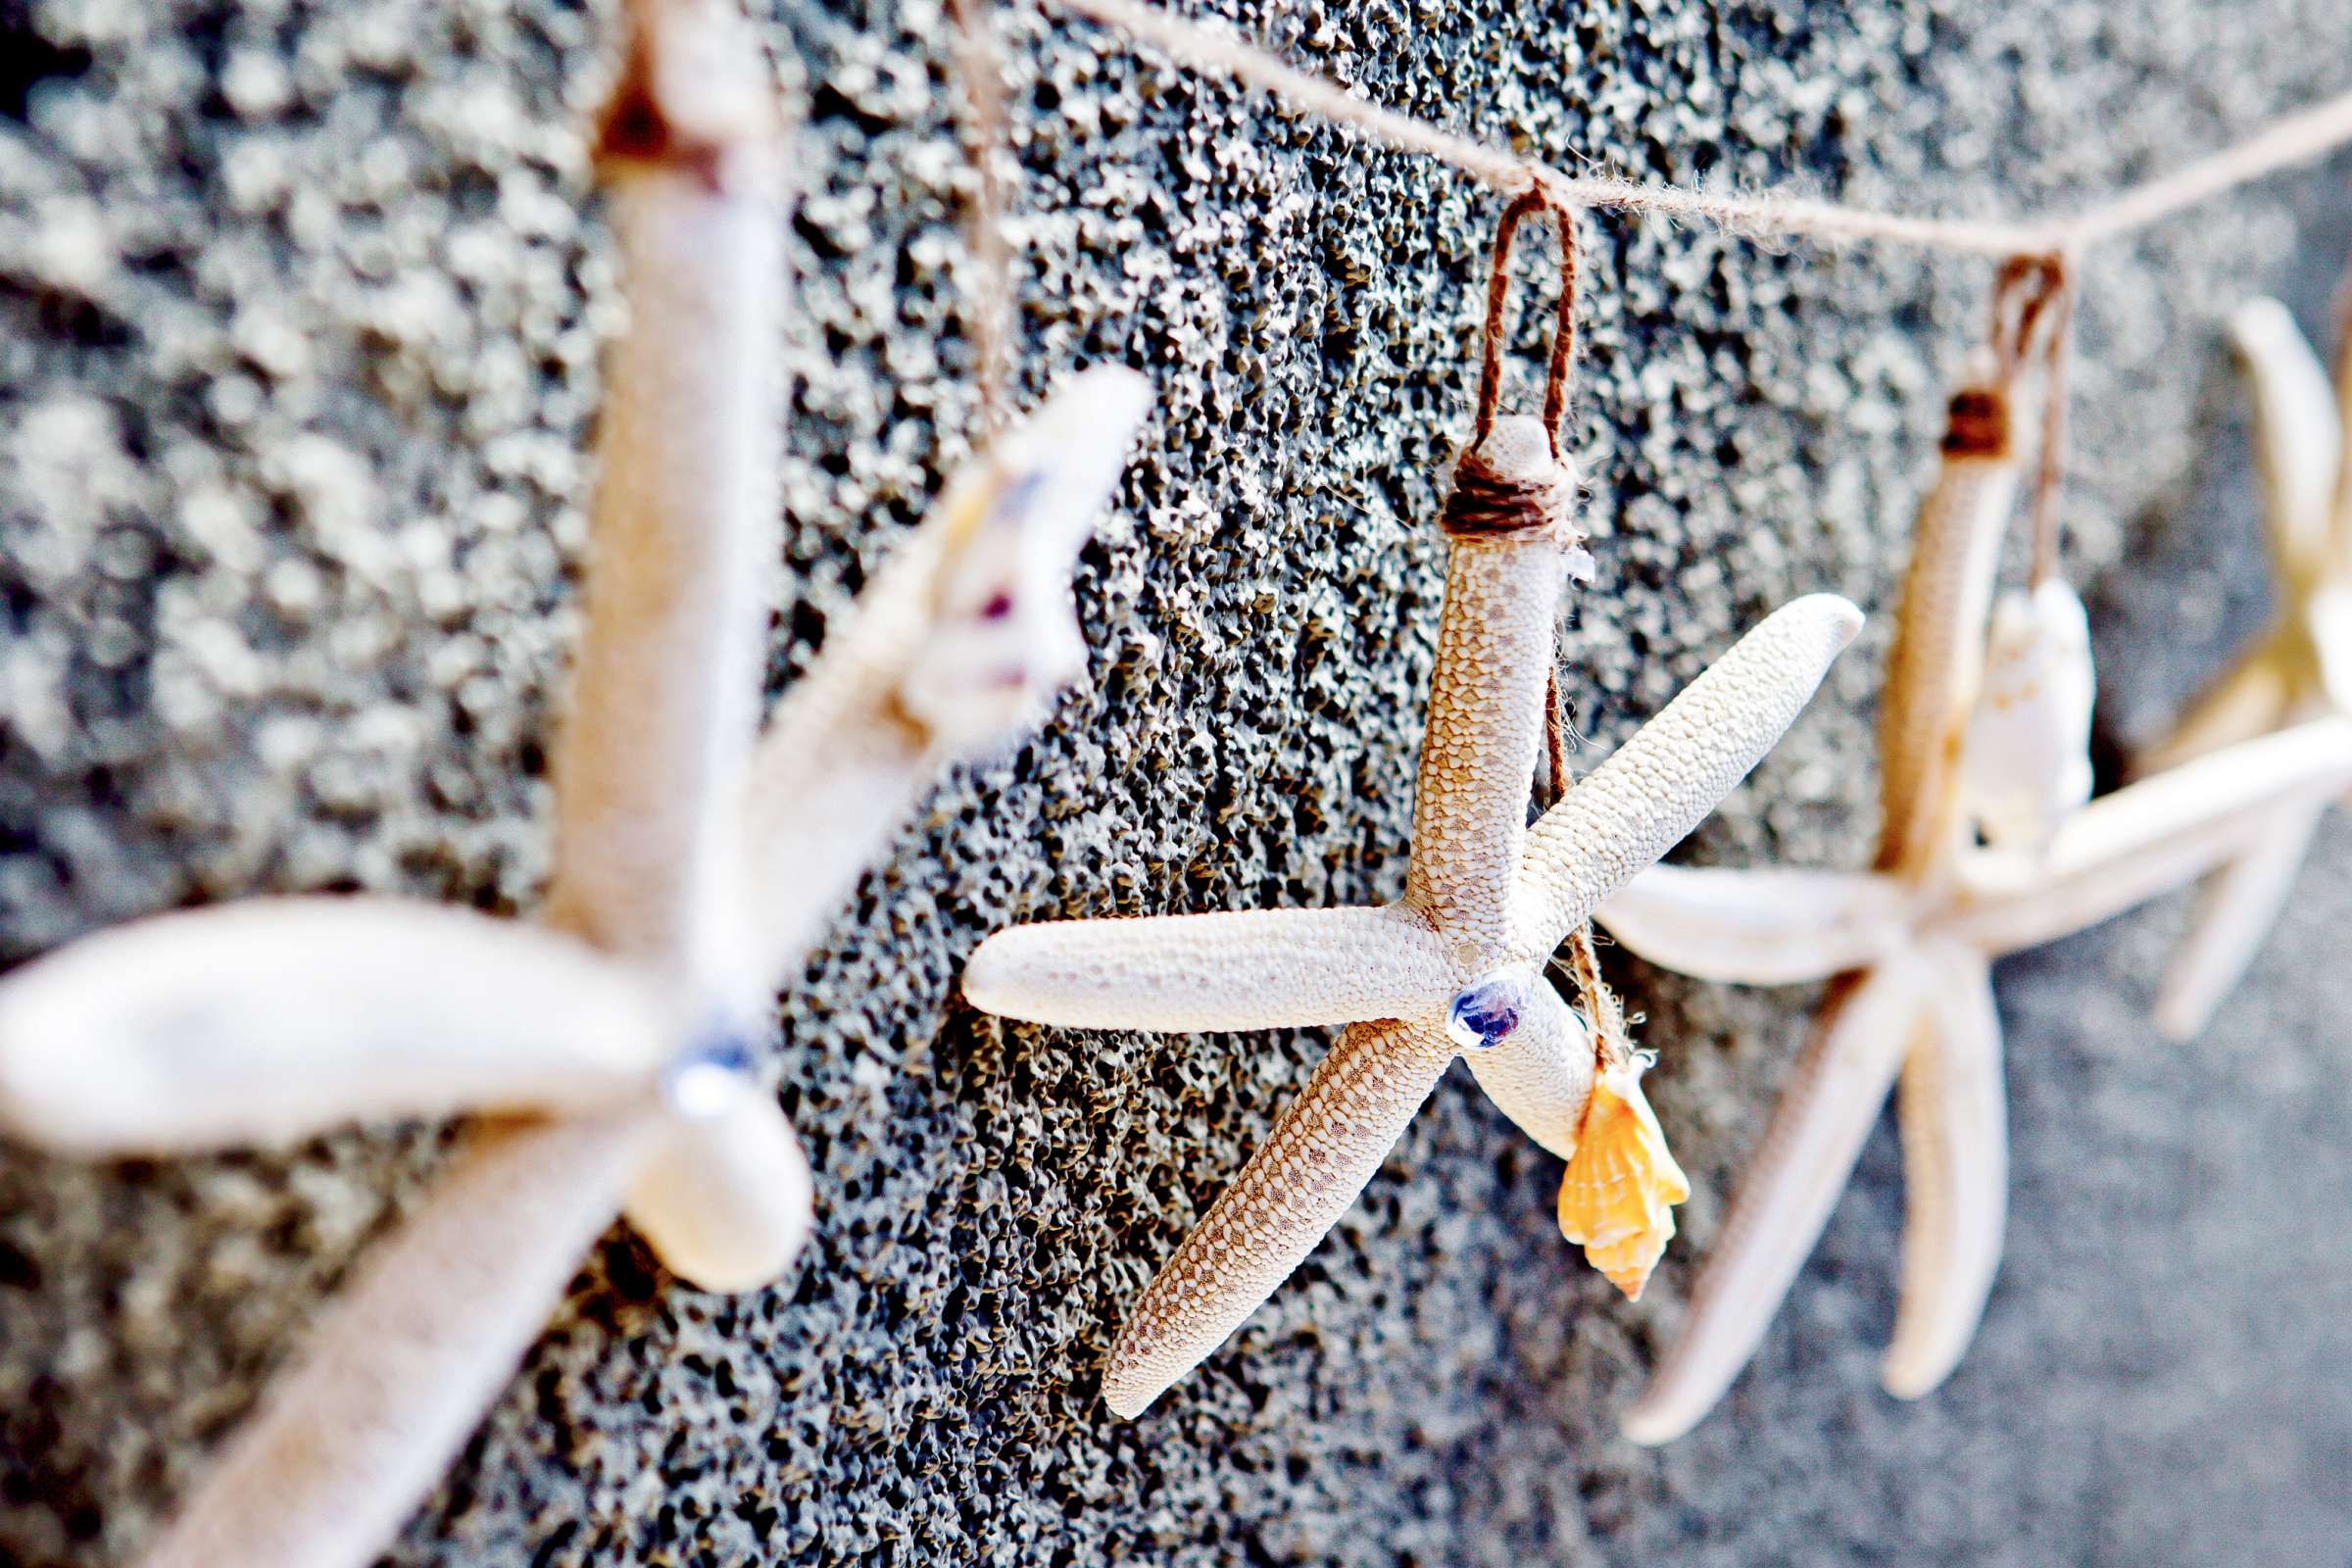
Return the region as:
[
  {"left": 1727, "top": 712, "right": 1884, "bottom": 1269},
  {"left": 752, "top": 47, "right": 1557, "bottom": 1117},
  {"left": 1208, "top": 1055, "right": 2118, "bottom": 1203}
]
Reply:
[{"left": 1556, "top": 1058, "right": 1691, "bottom": 1299}]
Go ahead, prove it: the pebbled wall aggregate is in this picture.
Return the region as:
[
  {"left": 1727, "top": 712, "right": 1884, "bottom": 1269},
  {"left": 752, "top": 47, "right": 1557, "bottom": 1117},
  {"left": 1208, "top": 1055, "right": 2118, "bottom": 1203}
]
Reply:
[{"left": 0, "top": 0, "right": 2346, "bottom": 1562}]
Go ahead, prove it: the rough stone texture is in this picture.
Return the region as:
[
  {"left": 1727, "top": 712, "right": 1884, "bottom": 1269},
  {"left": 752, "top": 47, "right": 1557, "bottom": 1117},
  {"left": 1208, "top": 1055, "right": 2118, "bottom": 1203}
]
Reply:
[{"left": 1, "top": 0, "right": 2348, "bottom": 1562}]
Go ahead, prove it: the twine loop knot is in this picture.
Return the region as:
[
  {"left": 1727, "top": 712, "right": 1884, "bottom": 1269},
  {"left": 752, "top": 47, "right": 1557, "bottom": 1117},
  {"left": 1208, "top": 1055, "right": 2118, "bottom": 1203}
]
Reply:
[{"left": 1441, "top": 416, "right": 1583, "bottom": 541}]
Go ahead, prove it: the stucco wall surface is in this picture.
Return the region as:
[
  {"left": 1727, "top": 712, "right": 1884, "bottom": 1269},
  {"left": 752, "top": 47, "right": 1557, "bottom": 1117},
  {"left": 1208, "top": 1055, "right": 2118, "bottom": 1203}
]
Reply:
[{"left": 0, "top": 0, "right": 2347, "bottom": 1563}]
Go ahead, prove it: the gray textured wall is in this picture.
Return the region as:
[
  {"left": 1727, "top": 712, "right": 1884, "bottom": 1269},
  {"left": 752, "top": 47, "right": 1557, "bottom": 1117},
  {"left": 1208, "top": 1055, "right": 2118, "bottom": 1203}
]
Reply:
[{"left": 2, "top": 0, "right": 2348, "bottom": 1563}]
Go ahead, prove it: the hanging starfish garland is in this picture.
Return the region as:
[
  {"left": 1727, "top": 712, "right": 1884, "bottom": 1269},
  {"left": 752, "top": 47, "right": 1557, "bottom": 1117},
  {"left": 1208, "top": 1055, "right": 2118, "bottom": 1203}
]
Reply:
[
  {"left": 1595, "top": 261, "right": 2352, "bottom": 1446},
  {"left": 0, "top": 1, "right": 1149, "bottom": 1563},
  {"left": 2131, "top": 291, "right": 2352, "bottom": 1038},
  {"left": 965, "top": 190, "right": 1864, "bottom": 1418}
]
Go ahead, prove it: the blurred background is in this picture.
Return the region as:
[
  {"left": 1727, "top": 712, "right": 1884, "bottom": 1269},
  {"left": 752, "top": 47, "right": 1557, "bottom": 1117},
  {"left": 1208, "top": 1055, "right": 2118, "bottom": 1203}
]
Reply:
[{"left": 0, "top": 0, "right": 2346, "bottom": 1562}]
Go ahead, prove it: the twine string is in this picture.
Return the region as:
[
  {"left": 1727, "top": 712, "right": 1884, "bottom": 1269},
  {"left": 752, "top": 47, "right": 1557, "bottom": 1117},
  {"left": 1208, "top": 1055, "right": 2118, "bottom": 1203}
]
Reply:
[
  {"left": 1561, "top": 920, "right": 1632, "bottom": 1072},
  {"left": 2027, "top": 257, "right": 2079, "bottom": 589},
  {"left": 1987, "top": 255, "right": 2068, "bottom": 379},
  {"left": 1527, "top": 470, "right": 1618, "bottom": 1073},
  {"left": 1474, "top": 186, "right": 1582, "bottom": 456},
  {"left": 946, "top": 0, "right": 1014, "bottom": 435},
  {"left": 1446, "top": 187, "right": 1583, "bottom": 539},
  {"left": 1536, "top": 662, "right": 1624, "bottom": 1071},
  {"left": 1979, "top": 256, "right": 2077, "bottom": 585},
  {"left": 995, "top": 0, "right": 2352, "bottom": 538},
  {"left": 1044, "top": 0, "right": 2352, "bottom": 259},
  {"left": 1543, "top": 666, "right": 1571, "bottom": 810}
]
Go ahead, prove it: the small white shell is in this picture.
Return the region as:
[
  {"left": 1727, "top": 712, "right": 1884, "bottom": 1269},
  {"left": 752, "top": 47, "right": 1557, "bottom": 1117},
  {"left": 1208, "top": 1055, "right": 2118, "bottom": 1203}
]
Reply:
[
  {"left": 1961, "top": 578, "right": 2095, "bottom": 852},
  {"left": 625, "top": 1092, "right": 815, "bottom": 1294},
  {"left": 897, "top": 365, "right": 1152, "bottom": 749}
]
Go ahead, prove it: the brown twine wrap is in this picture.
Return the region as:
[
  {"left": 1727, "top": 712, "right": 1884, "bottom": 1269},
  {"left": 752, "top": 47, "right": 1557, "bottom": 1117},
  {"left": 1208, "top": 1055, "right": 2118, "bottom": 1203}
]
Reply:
[
  {"left": 593, "top": 12, "right": 772, "bottom": 193},
  {"left": 1940, "top": 387, "right": 2012, "bottom": 460},
  {"left": 1440, "top": 443, "right": 1580, "bottom": 538}
]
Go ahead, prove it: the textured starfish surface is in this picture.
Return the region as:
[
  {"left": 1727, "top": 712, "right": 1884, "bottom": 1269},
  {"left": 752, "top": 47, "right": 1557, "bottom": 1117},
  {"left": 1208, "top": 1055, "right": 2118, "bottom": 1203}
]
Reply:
[
  {"left": 965, "top": 409, "right": 1864, "bottom": 1418},
  {"left": 2132, "top": 295, "right": 2352, "bottom": 1038},
  {"left": 1598, "top": 355, "right": 2352, "bottom": 1446},
  {"left": 0, "top": 3, "right": 1148, "bottom": 1564}
]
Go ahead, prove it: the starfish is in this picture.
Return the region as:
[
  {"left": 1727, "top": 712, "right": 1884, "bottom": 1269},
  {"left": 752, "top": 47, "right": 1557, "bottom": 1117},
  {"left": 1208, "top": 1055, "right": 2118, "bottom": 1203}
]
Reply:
[
  {"left": 964, "top": 403, "right": 1865, "bottom": 1418},
  {"left": 1593, "top": 293, "right": 2352, "bottom": 1446},
  {"left": 2132, "top": 293, "right": 2352, "bottom": 1039},
  {"left": 0, "top": 3, "right": 1149, "bottom": 1564}
]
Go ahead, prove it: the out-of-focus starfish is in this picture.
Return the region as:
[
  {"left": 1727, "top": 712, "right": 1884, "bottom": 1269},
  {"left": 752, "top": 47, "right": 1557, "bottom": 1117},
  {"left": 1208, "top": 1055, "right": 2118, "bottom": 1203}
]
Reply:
[
  {"left": 1596, "top": 267, "right": 2352, "bottom": 1446},
  {"left": 2132, "top": 294, "right": 2352, "bottom": 1038},
  {"left": 966, "top": 387, "right": 1863, "bottom": 1414},
  {"left": 0, "top": 2, "right": 1148, "bottom": 1563}
]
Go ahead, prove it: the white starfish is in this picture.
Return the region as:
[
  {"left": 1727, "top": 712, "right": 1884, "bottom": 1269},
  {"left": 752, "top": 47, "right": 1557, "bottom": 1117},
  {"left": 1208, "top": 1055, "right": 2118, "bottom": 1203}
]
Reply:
[
  {"left": 2132, "top": 295, "right": 2352, "bottom": 1039},
  {"left": 964, "top": 409, "right": 1864, "bottom": 1418},
  {"left": 0, "top": 3, "right": 1149, "bottom": 1563},
  {"left": 1596, "top": 326, "right": 2352, "bottom": 1446}
]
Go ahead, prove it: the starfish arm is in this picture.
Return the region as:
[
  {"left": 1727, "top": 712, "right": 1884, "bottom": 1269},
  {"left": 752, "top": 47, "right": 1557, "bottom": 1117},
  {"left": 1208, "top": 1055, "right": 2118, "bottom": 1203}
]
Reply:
[
  {"left": 1404, "top": 419, "right": 1588, "bottom": 951},
  {"left": 130, "top": 1111, "right": 655, "bottom": 1568},
  {"left": 1515, "top": 594, "right": 1863, "bottom": 957},
  {"left": 1876, "top": 437, "right": 2018, "bottom": 875},
  {"left": 1102, "top": 1017, "right": 1455, "bottom": 1417},
  {"left": 1596, "top": 864, "right": 1911, "bottom": 985},
  {"left": 963, "top": 905, "right": 1452, "bottom": 1033},
  {"left": 624, "top": 1094, "right": 815, "bottom": 1293},
  {"left": 1459, "top": 981, "right": 1593, "bottom": 1159},
  {"left": 539, "top": 18, "right": 787, "bottom": 993},
  {"left": 1941, "top": 717, "right": 2352, "bottom": 956},
  {"left": 2333, "top": 282, "right": 2352, "bottom": 570},
  {"left": 1883, "top": 943, "right": 2006, "bottom": 1399},
  {"left": 2153, "top": 799, "right": 2327, "bottom": 1040},
  {"left": 2229, "top": 297, "right": 2338, "bottom": 583},
  {"left": 0, "top": 899, "right": 669, "bottom": 1155},
  {"left": 740, "top": 368, "right": 1151, "bottom": 987},
  {"left": 2309, "top": 583, "right": 2352, "bottom": 713},
  {"left": 2132, "top": 640, "right": 2293, "bottom": 777},
  {"left": 1621, "top": 953, "right": 1926, "bottom": 1446}
]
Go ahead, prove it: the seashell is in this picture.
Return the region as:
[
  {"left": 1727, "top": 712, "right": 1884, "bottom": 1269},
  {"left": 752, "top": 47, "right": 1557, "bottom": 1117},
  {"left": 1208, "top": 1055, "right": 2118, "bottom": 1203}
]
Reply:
[
  {"left": 626, "top": 1087, "right": 814, "bottom": 1294},
  {"left": 1556, "top": 1054, "right": 1691, "bottom": 1299},
  {"left": 1960, "top": 577, "right": 2095, "bottom": 853},
  {"left": 898, "top": 365, "right": 1152, "bottom": 749}
]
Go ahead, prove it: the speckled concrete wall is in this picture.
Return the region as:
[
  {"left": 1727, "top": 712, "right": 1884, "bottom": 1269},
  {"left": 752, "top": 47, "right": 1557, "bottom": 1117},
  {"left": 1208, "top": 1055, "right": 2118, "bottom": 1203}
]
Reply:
[{"left": 1, "top": 0, "right": 2348, "bottom": 1563}]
